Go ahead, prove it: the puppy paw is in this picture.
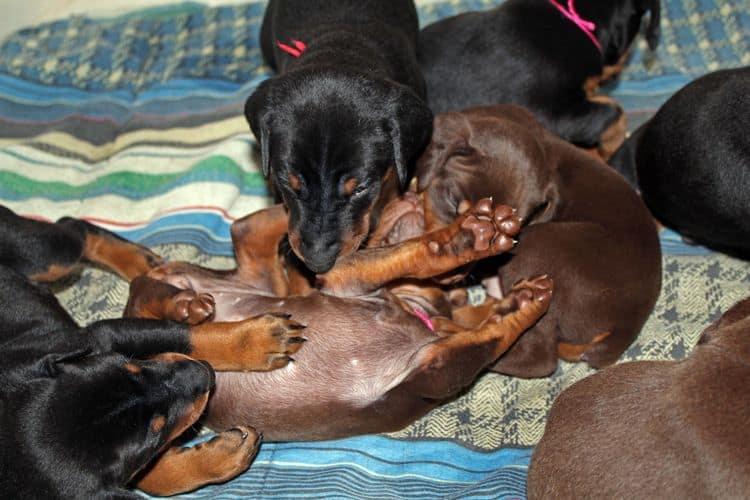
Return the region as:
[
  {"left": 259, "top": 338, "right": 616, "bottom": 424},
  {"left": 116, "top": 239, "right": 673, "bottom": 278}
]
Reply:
[
  {"left": 225, "top": 313, "right": 307, "bottom": 371},
  {"left": 426, "top": 198, "right": 521, "bottom": 262},
  {"left": 187, "top": 426, "right": 261, "bottom": 484},
  {"left": 170, "top": 290, "right": 215, "bottom": 325}
]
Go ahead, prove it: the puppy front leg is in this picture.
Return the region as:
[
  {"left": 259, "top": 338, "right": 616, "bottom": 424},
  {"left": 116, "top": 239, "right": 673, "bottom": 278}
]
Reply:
[
  {"left": 136, "top": 426, "right": 261, "bottom": 496},
  {"left": 318, "top": 198, "right": 521, "bottom": 296},
  {"left": 230, "top": 204, "right": 291, "bottom": 295},
  {"left": 88, "top": 315, "right": 305, "bottom": 372}
]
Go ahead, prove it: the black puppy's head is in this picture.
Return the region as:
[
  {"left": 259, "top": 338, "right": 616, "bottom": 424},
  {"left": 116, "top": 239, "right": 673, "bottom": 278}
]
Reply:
[
  {"left": 245, "top": 69, "right": 433, "bottom": 273},
  {"left": 13, "top": 350, "right": 214, "bottom": 497},
  {"left": 416, "top": 105, "right": 557, "bottom": 226},
  {"left": 583, "top": 0, "right": 661, "bottom": 65}
]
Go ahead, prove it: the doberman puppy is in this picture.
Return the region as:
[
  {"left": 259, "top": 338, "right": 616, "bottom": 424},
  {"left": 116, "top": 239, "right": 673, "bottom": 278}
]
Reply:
[
  {"left": 418, "top": 0, "right": 661, "bottom": 159},
  {"left": 528, "top": 295, "right": 750, "bottom": 498},
  {"left": 413, "top": 105, "right": 661, "bottom": 377},
  {"left": 124, "top": 199, "right": 553, "bottom": 441},
  {"left": 0, "top": 206, "right": 305, "bottom": 498},
  {"left": 245, "top": 0, "right": 434, "bottom": 273},
  {"left": 609, "top": 66, "right": 750, "bottom": 258}
]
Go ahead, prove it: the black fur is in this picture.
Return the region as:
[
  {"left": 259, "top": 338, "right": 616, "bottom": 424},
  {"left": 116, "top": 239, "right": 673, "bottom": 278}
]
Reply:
[
  {"left": 609, "top": 66, "right": 750, "bottom": 257},
  {"left": 245, "top": 0, "right": 433, "bottom": 273},
  {"left": 0, "top": 207, "right": 213, "bottom": 499},
  {"left": 418, "top": 0, "right": 660, "bottom": 147}
]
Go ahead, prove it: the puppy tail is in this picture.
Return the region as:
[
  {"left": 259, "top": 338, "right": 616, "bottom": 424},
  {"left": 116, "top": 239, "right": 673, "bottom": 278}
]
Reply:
[{"left": 608, "top": 123, "right": 646, "bottom": 189}]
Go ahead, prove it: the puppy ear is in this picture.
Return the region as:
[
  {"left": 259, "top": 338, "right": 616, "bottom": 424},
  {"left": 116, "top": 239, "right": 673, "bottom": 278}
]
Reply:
[
  {"left": 386, "top": 87, "right": 433, "bottom": 189},
  {"left": 244, "top": 83, "right": 273, "bottom": 177},
  {"left": 36, "top": 348, "right": 92, "bottom": 377},
  {"left": 643, "top": 0, "right": 661, "bottom": 50},
  {"left": 414, "top": 113, "right": 469, "bottom": 192}
]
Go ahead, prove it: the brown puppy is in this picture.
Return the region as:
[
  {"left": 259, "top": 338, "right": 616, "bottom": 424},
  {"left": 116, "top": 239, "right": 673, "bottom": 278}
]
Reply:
[
  {"left": 528, "top": 296, "right": 750, "bottom": 498},
  {"left": 415, "top": 105, "right": 661, "bottom": 377},
  {"left": 125, "top": 199, "right": 553, "bottom": 441}
]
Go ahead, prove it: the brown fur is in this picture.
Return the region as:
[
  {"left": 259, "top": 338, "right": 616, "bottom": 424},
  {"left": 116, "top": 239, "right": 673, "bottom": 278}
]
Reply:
[
  {"left": 528, "top": 296, "right": 750, "bottom": 498},
  {"left": 415, "top": 105, "right": 661, "bottom": 377},
  {"left": 125, "top": 199, "right": 553, "bottom": 441}
]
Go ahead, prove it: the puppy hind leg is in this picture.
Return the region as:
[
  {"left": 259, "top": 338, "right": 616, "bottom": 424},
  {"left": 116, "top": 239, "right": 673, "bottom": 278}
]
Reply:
[
  {"left": 401, "top": 276, "right": 552, "bottom": 400},
  {"left": 56, "top": 217, "right": 162, "bottom": 282},
  {"left": 125, "top": 275, "right": 215, "bottom": 325}
]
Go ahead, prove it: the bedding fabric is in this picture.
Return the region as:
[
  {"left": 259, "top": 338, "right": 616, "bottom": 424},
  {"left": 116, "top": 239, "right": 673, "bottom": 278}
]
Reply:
[{"left": 0, "top": 0, "right": 748, "bottom": 498}]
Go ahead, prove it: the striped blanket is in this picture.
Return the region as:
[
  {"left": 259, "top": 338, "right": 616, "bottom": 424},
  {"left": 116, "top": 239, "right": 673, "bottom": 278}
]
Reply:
[{"left": 1, "top": 1, "right": 748, "bottom": 498}]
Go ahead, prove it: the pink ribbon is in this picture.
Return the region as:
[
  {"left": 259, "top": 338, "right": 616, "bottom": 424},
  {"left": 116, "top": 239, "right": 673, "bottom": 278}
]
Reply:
[
  {"left": 277, "top": 39, "right": 307, "bottom": 58},
  {"left": 412, "top": 307, "right": 436, "bottom": 332},
  {"left": 548, "top": 0, "right": 601, "bottom": 52}
]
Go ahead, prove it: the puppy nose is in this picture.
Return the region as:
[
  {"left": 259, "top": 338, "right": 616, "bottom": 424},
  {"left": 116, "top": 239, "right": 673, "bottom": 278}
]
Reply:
[{"left": 299, "top": 237, "right": 340, "bottom": 273}]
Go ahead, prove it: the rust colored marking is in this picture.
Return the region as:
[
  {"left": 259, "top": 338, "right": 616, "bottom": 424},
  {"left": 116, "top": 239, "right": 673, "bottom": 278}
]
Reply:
[
  {"left": 83, "top": 234, "right": 159, "bottom": 281},
  {"left": 342, "top": 177, "right": 358, "bottom": 197},
  {"left": 151, "top": 415, "right": 166, "bottom": 433},
  {"left": 29, "top": 264, "right": 77, "bottom": 283},
  {"left": 289, "top": 173, "right": 301, "bottom": 192},
  {"left": 125, "top": 362, "right": 142, "bottom": 374},
  {"left": 557, "top": 331, "right": 611, "bottom": 361}
]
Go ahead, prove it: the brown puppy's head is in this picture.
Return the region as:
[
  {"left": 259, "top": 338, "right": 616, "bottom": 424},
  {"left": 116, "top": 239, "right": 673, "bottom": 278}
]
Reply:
[
  {"left": 245, "top": 70, "right": 433, "bottom": 273},
  {"left": 697, "top": 297, "right": 750, "bottom": 362},
  {"left": 415, "top": 105, "right": 559, "bottom": 227},
  {"left": 578, "top": 0, "right": 661, "bottom": 65}
]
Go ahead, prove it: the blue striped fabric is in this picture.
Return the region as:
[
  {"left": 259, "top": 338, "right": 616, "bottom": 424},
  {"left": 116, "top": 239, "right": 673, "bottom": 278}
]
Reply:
[
  {"left": 1, "top": 1, "right": 747, "bottom": 499},
  {"left": 148, "top": 435, "right": 531, "bottom": 499}
]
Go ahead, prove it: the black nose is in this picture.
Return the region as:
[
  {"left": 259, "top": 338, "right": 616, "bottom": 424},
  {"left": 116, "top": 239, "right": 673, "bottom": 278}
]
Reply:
[{"left": 298, "top": 236, "right": 340, "bottom": 273}]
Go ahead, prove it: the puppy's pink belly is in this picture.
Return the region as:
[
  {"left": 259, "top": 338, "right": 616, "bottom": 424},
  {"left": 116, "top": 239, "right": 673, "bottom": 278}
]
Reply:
[{"left": 204, "top": 292, "right": 435, "bottom": 440}]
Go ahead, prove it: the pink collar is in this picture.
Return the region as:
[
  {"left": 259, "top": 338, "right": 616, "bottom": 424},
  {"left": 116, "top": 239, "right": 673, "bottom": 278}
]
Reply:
[
  {"left": 412, "top": 307, "right": 435, "bottom": 332},
  {"left": 548, "top": 0, "right": 601, "bottom": 52},
  {"left": 277, "top": 39, "right": 307, "bottom": 58}
]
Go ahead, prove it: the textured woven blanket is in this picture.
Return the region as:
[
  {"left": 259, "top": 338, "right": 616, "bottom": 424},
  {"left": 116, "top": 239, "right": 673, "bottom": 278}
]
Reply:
[{"left": 1, "top": 0, "right": 749, "bottom": 498}]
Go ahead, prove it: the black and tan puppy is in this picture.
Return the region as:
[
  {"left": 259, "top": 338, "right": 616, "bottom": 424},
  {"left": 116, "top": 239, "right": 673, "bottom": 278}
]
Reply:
[
  {"left": 245, "top": 0, "right": 434, "bottom": 273},
  {"left": 610, "top": 66, "right": 750, "bottom": 257},
  {"left": 0, "top": 206, "right": 305, "bottom": 498},
  {"left": 419, "top": 0, "right": 660, "bottom": 159},
  {"left": 528, "top": 295, "right": 750, "bottom": 498},
  {"left": 414, "top": 105, "right": 661, "bottom": 377}
]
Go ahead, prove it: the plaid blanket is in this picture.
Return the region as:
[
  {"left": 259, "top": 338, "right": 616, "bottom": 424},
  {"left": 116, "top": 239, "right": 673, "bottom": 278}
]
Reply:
[{"left": 1, "top": 1, "right": 749, "bottom": 498}]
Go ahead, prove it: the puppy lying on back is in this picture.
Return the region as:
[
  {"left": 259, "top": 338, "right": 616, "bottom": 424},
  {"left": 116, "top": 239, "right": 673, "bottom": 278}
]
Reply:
[
  {"left": 124, "top": 198, "right": 553, "bottom": 441},
  {"left": 245, "top": 0, "right": 433, "bottom": 273},
  {"left": 414, "top": 105, "right": 661, "bottom": 376},
  {"left": 419, "top": 0, "right": 660, "bottom": 158},
  {"left": 528, "top": 295, "right": 750, "bottom": 498},
  {"left": 610, "top": 66, "right": 750, "bottom": 258}
]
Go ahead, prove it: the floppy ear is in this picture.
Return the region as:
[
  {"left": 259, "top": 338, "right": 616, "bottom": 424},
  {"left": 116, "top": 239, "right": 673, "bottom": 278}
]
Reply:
[
  {"left": 642, "top": 0, "right": 661, "bottom": 50},
  {"left": 414, "top": 112, "right": 471, "bottom": 192},
  {"left": 386, "top": 87, "right": 433, "bottom": 189},
  {"left": 36, "top": 347, "right": 92, "bottom": 377},
  {"left": 244, "top": 83, "right": 273, "bottom": 177}
]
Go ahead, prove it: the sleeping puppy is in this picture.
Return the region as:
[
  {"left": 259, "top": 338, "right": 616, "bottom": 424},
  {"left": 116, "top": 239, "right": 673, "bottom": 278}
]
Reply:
[
  {"left": 609, "top": 66, "right": 750, "bottom": 258},
  {"left": 245, "top": 0, "right": 434, "bottom": 273},
  {"left": 528, "top": 295, "right": 750, "bottom": 498},
  {"left": 419, "top": 0, "right": 661, "bottom": 159},
  {"left": 415, "top": 105, "right": 661, "bottom": 377},
  {"left": 0, "top": 206, "right": 305, "bottom": 498}
]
